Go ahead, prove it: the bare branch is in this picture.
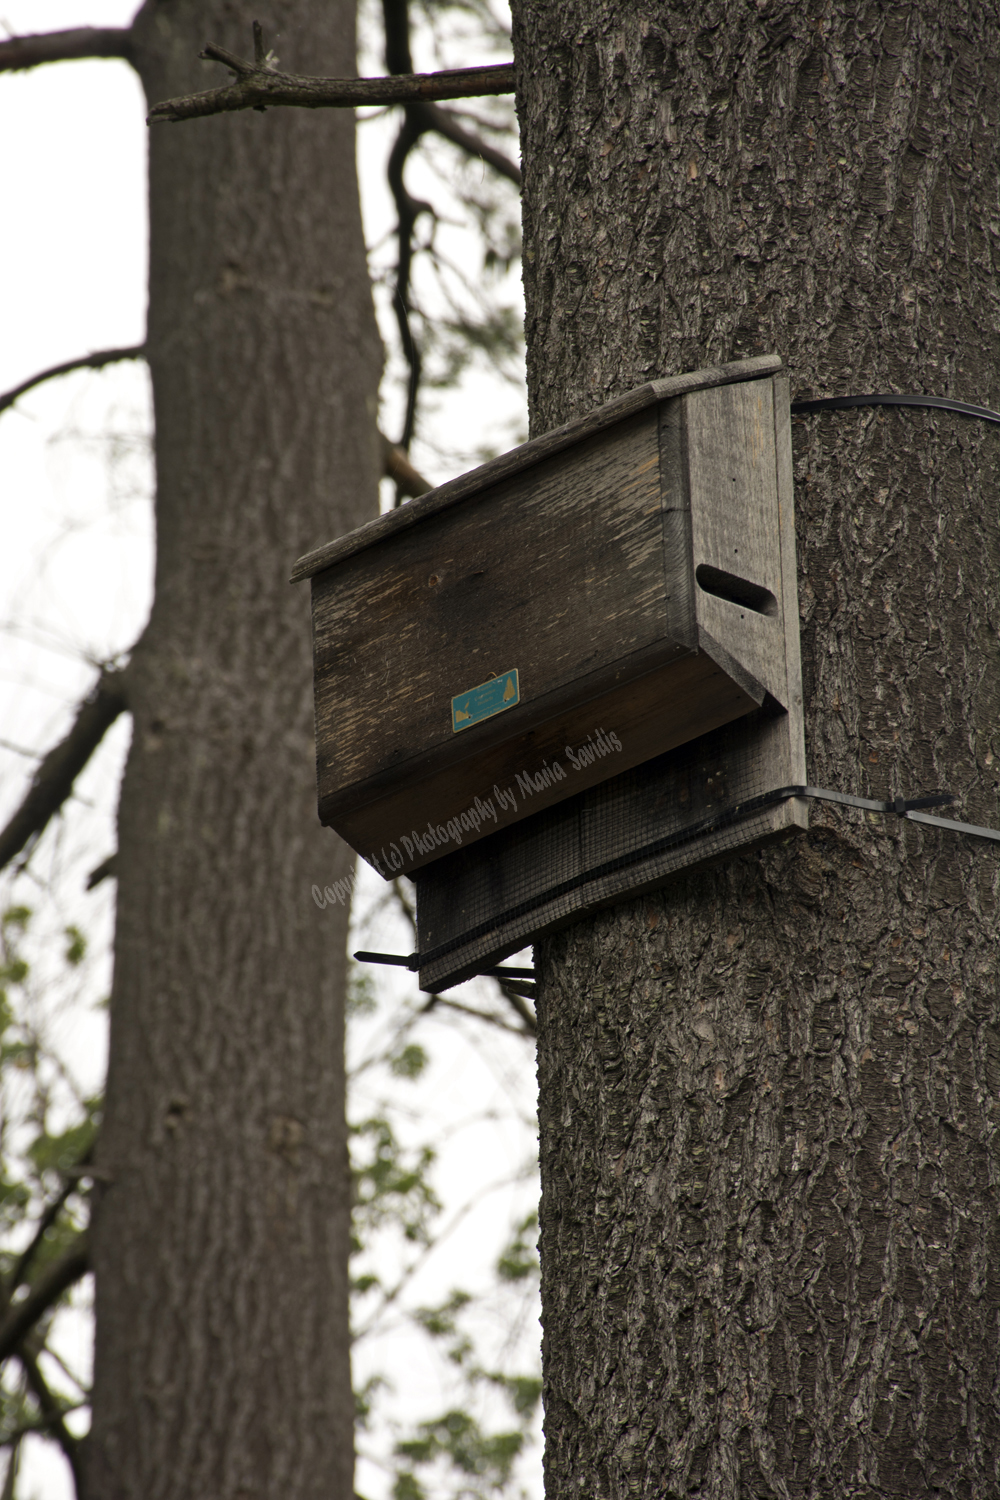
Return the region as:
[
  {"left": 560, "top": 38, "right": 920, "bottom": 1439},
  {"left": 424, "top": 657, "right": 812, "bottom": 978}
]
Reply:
[
  {"left": 0, "top": 1234, "right": 89, "bottom": 1364},
  {"left": 18, "top": 1349, "right": 82, "bottom": 1491},
  {"left": 497, "top": 982, "right": 536, "bottom": 1033},
  {"left": 0, "top": 345, "right": 146, "bottom": 418},
  {"left": 382, "top": 435, "right": 431, "bottom": 499},
  {"left": 391, "top": 877, "right": 417, "bottom": 929},
  {"left": 86, "top": 853, "right": 118, "bottom": 891},
  {"left": 388, "top": 114, "right": 431, "bottom": 455},
  {"left": 414, "top": 101, "right": 520, "bottom": 186},
  {"left": 431, "top": 994, "right": 527, "bottom": 1034},
  {"left": 0, "top": 667, "right": 129, "bottom": 876},
  {"left": 0, "top": 27, "right": 132, "bottom": 73},
  {"left": 148, "top": 57, "right": 515, "bottom": 125},
  {"left": 0, "top": 346, "right": 425, "bottom": 500},
  {"left": 6, "top": 1179, "right": 79, "bottom": 1299}
]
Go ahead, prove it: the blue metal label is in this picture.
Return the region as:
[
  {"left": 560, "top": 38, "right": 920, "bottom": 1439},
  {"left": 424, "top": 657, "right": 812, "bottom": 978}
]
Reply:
[{"left": 451, "top": 669, "right": 520, "bottom": 732}]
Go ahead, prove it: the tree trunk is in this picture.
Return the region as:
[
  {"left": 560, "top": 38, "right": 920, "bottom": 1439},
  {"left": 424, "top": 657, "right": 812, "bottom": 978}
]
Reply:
[
  {"left": 513, "top": 5, "right": 1000, "bottom": 1495},
  {"left": 87, "top": 5, "right": 382, "bottom": 1497}
]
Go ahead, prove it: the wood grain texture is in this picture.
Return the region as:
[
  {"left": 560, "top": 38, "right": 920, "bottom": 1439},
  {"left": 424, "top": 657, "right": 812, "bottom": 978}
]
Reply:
[
  {"left": 336, "top": 651, "right": 761, "bottom": 873},
  {"left": 773, "top": 375, "right": 807, "bottom": 784},
  {"left": 688, "top": 380, "right": 789, "bottom": 704},
  {"left": 312, "top": 409, "right": 668, "bottom": 793}
]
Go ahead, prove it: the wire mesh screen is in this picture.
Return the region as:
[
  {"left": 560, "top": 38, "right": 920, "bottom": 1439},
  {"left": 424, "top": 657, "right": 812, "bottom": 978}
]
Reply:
[{"left": 415, "top": 701, "right": 806, "bottom": 992}]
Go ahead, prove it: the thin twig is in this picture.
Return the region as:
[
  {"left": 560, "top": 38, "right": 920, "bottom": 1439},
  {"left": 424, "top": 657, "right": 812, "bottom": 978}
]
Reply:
[
  {"left": 0, "top": 1234, "right": 89, "bottom": 1363},
  {"left": 37, "top": 1341, "right": 89, "bottom": 1399},
  {"left": 0, "top": 27, "right": 133, "bottom": 73},
  {"left": 353, "top": 1168, "right": 530, "bottom": 1341},
  {"left": 391, "top": 878, "right": 417, "bottom": 930},
  {"left": 85, "top": 852, "right": 118, "bottom": 890},
  {"left": 0, "top": 345, "right": 146, "bottom": 417},
  {"left": 18, "top": 1349, "right": 82, "bottom": 1492},
  {"left": 6, "top": 1179, "right": 79, "bottom": 1300},
  {"left": 382, "top": 436, "right": 431, "bottom": 499},
  {"left": 382, "top": 0, "right": 427, "bottom": 463},
  {"left": 0, "top": 344, "right": 427, "bottom": 502},
  {"left": 0, "top": 666, "right": 129, "bottom": 875},
  {"left": 415, "top": 100, "right": 520, "bottom": 186},
  {"left": 430, "top": 994, "right": 527, "bottom": 1035},
  {"left": 0, "top": 1434, "right": 20, "bottom": 1499},
  {"left": 387, "top": 110, "right": 432, "bottom": 454},
  {"left": 498, "top": 983, "right": 536, "bottom": 1033}
]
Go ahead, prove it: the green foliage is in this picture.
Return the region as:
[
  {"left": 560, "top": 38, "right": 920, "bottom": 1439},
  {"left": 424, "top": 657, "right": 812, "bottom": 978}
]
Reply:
[
  {"left": 496, "top": 1212, "right": 539, "bottom": 1283},
  {"left": 27, "top": 1099, "right": 100, "bottom": 1183},
  {"left": 348, "top": 962, "right": 379, "bottom": 1018},
  {"left": 63, "top": 926, "right": 86, "bottom": 968},
  {"left": 356, "top": 1372, "right": 390, "bottom": 1430},
  {"left": 0, "top": 901, "right": 96, "bottom": 1492},
  {"left": 488, "top": 1374, "right": 542, "bottom": 1419},
  {"left": 380, "top": 1282, "right": 541, "bottom": 1497},
  {"left": 392, "top": 1471, "right": 426, "bottom": 1500},
  {"left": 413, "top": 1288, "right": 473, "bottom": 1341},
  {"left": 388, "top": 1042, "right": 428, "bottom": 1079},
  {"left": 347, "top": 880, "right": 540, "bottom": 1500},
  {"left": 351, "top": 1114, "right": 441, "bottom": 1254},
  {"left": 395, "top": 1408, "right": 526, "bottom": 1493}
]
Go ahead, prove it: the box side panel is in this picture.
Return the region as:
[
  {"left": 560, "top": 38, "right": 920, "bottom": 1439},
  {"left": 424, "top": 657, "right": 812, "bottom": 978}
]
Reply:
[
  {"left": 772, "top": 374, "right": 807, "bottom": 784},
  {"left": 311, "top": 408, "right": 672, "bottom": 802},
  {"left": 687, "top": 377, "right": 789, "bottom": 705}
]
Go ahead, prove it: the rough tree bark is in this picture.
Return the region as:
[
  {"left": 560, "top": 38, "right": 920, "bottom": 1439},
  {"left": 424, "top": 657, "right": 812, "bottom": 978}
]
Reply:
[
  {"left": 513, "top": 4, "right": 1000, "bottom": 1496},
  {"left": 86, "top": 4, "right": 381, "bottom": 1497}
]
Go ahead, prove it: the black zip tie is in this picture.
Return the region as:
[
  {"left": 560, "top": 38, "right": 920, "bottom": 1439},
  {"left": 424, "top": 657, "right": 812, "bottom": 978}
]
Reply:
[
  {"left": 899, "top": 809, "right": 1000, "bottom": 844},
  {"left": 414, "top": 784, "right": 999, "bottom": 971},
  {"left": 790, "top": 393, "right": 1000, "bottom": 427},
  {"left": 354, "top": 949, "right": 419, "bottom": 971},
  {"left": 797, "top": 786, "right": 954, "bottom": 816},
  {"left": 353, "top": 949, "right": 536, "bottom": 981},
  {"left": 355, "top": 788, "right": 998, "bottom": 977}
]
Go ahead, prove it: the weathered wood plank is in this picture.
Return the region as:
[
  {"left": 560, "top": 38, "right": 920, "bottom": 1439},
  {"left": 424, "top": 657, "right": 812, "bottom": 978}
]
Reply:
[
  {"left": 773, "top": 375, "right": 807, "bottom": 785},
  {"left": 331, "top": 650, "right": 762, "bottom": 873},
  {"left": 311, "top": 409, "right": 667, "bottom": 797},
  {"left": 411, "top": 380, "right": 807, "bottom": 990},
  {"left": 687, "top": 378, "right": 789, "bottom": 705}
]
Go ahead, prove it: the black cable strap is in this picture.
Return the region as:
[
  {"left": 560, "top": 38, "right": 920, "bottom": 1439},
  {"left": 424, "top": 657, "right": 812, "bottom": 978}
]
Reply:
[
  {"left": 354, "top": 785, "right": 998, "bottom": 980},
  {"left": 790, "top": 393, "right": 1000, "bottom": 426},
  {"left": 354, "top": 949, "right": 537, "bottom": 979}
]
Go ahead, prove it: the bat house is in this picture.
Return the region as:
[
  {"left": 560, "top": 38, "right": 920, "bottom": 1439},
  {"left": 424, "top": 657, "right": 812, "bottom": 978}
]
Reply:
[{"left": 293, "top": 355, "right": 805, "bottom": 937}]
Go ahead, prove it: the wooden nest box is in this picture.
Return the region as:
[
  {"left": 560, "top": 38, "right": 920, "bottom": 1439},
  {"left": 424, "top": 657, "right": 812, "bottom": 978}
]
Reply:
[{"left": 293, "top": 355, "right": 805, "bottom": 958}]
